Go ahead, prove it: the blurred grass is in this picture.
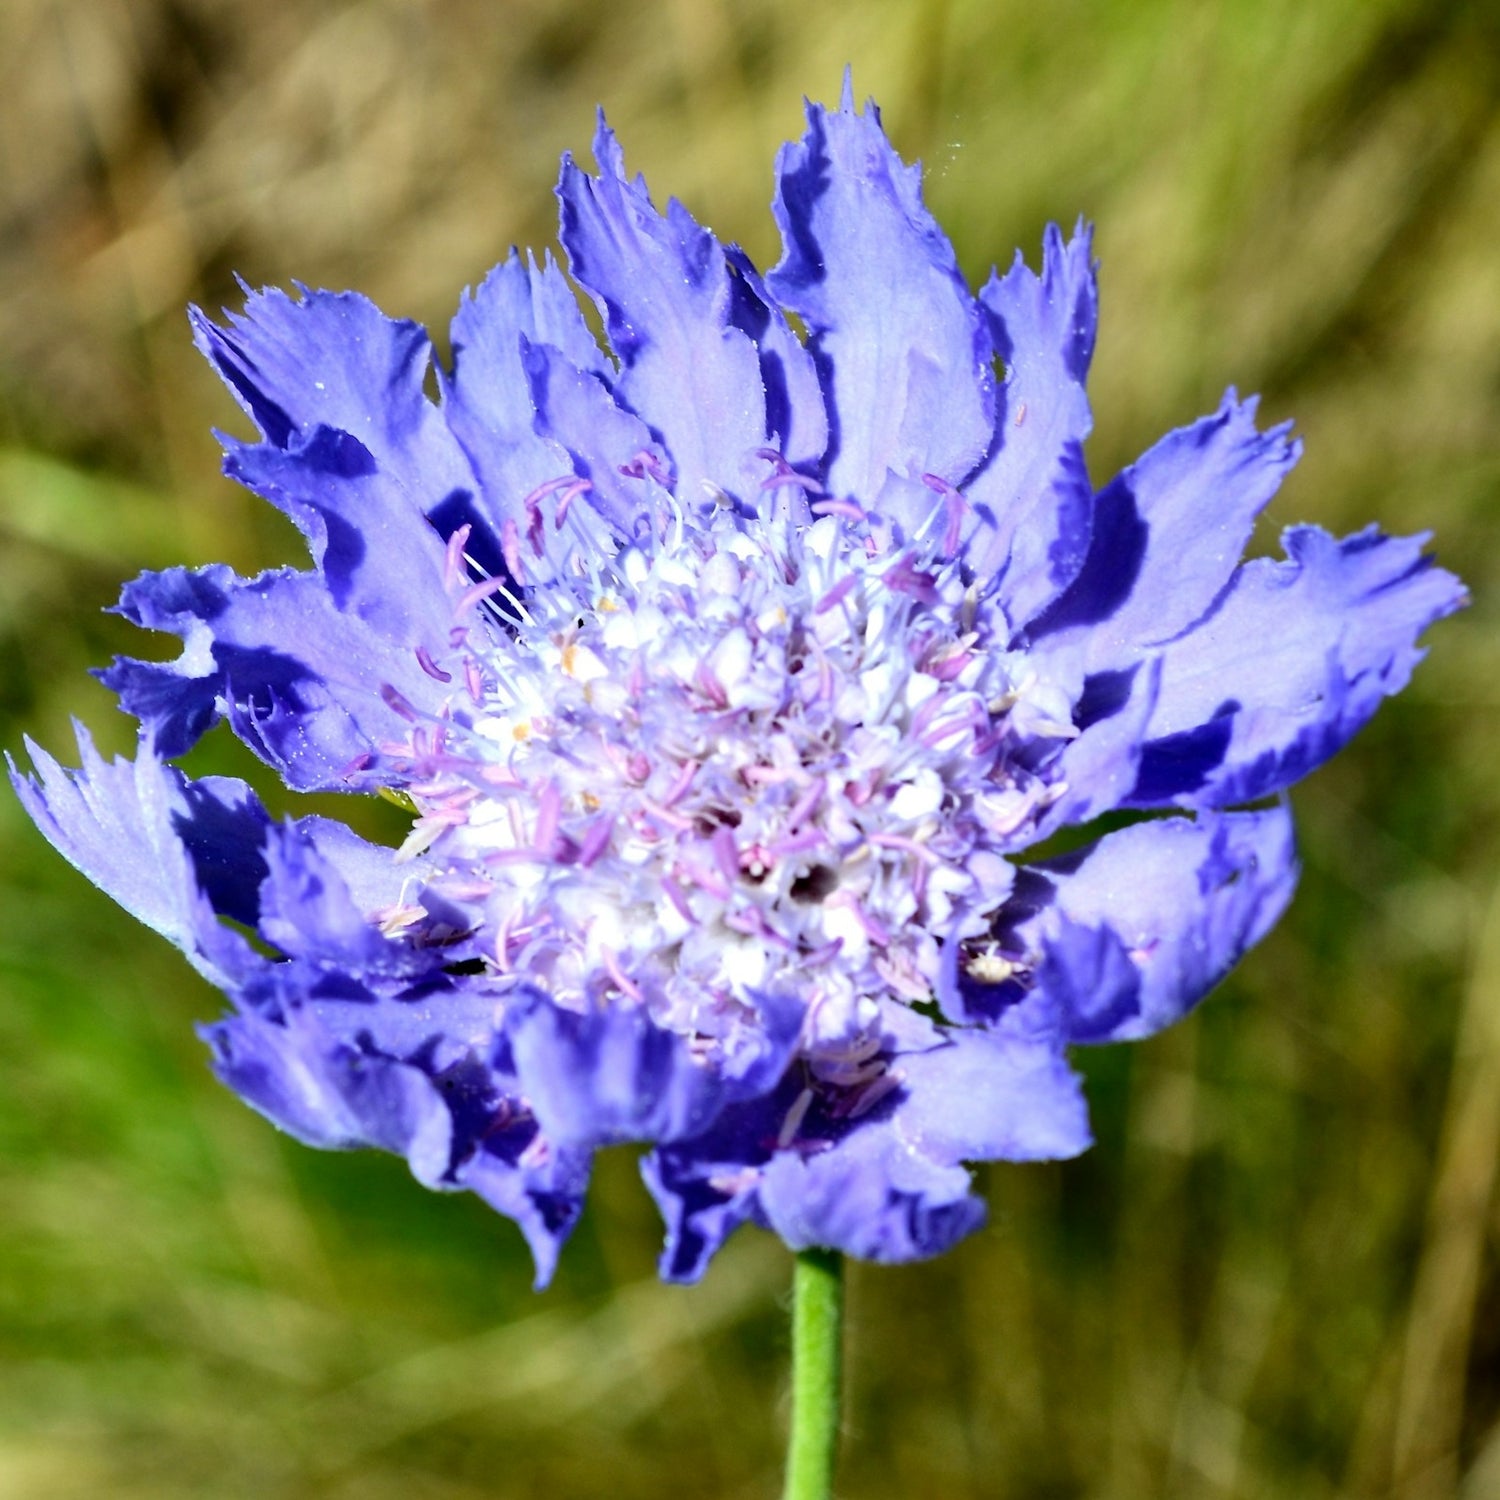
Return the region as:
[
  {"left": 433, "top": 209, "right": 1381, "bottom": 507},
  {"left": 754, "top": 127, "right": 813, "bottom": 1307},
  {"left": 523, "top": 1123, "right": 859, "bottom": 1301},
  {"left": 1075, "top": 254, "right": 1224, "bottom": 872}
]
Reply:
[{"left": 1, "top": 0, "right": 1497, "bottom": 1495}]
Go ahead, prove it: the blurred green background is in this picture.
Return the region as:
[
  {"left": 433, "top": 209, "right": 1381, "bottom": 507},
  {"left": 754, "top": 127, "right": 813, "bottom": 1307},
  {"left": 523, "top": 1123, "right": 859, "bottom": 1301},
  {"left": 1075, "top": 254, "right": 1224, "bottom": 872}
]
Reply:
[{"left": 1, "top": 0, "right": 1496, "bottom": 1496}]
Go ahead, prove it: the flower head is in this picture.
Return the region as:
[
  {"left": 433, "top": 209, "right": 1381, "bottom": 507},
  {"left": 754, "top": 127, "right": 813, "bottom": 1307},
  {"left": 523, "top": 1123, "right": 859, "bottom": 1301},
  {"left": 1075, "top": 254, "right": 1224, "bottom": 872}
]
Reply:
[{"left": 14, "top": 81, "right": 1464, "bottom": 1285}]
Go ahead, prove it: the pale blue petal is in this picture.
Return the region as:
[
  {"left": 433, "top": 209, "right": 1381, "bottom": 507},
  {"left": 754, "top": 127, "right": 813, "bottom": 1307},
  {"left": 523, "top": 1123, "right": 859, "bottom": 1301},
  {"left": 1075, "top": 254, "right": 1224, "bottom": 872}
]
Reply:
[
  {"left": 766, "top": 86, "right": 993, "bottom": 529},
  {"left": 964, "top": 223, "right": 1098, "bottom": 623},
  {"left": 559, "top": 118, "right": 770, "bottom": 508},
  {"left": 1133, "top": 526, "right": 1467, "bottom": 805}
]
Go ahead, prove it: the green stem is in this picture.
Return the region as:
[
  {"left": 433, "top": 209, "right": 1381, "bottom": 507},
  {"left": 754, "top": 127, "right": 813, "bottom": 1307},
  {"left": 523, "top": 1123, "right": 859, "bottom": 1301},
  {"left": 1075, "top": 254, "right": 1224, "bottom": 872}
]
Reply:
[{"left": 783, "top": 1247, "right": 845, "bottom": 1500}]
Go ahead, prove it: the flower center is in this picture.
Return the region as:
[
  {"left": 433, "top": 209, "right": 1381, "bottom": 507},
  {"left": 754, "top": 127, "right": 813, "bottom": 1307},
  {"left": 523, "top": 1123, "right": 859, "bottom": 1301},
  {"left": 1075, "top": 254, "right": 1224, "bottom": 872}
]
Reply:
[{"left": 377, "top": 478, "right": 1079, "bottom": 1073}]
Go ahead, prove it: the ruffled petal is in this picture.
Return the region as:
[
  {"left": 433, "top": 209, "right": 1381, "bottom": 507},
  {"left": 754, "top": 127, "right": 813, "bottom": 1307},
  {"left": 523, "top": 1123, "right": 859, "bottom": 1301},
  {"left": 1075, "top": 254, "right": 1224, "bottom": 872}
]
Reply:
[
  {"left": 1131, "top": 526, "right": 1467, "bottom": 806},
  {"left": 766, "top": 82, "right": 994, "bottom": 532},
  {"left": 221, "top": 426, "right": 454, "bottom": 632},
  {"left": 640, "top": 1140, "right": 762, "bottom": 1284},
  {"left": 1003, "top": 809, "right": 1299, "bottom": 1042},
  {"left": 559, "top": 118, "right": 771, "bottom": 508},
  {"left": 963, "top": 223, "right": 1098, "bottom": 623},
  {"left": 202, "top": 1006, "right": 453, "bottom": 1184},
  {"left": 100, "top": 563, "right": 445, "bottom": 789},
  {"left": 9, "top": 725, "right": 259, "bottom": 987},
  {"left": 457, "top": 1139, "right": 591, "bottom": 1290},
  {"left": 754, "top": 1124, "right": 986, "bottom": 1264},
  {"left": 643, "top": 1085, "right": 987, "bottom": 1280},
  {"left": 505, "top": 987, "right": 802, "bottom": 1149},
  {"left": 255, "top": 820, "right": 410, "bottom": 971},
  {"left": 190, "top": 286, "right": 469, "bottom": 486},
  {"left": 1030, "top": 657, "right": 1162, "bottom": 838},
  {"left": 894, "top": 1027, "right": 1092, "bottom": 1161},
  {"left": 445, "top": 250, "right": 616, "bottom": 567},
  {"left": 723, "top": 246, "right": 829, "bottom": 484},
  {"left": 1031, "top": 392, "right": 1300, "bottom": 661},
  {"left": 521, "top": 337, "right": 669, "bottom": 537}
]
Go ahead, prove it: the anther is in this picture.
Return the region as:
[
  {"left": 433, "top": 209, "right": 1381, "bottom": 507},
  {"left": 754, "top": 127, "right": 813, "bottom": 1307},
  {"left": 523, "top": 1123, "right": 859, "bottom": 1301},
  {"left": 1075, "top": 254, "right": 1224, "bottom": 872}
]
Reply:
[{"left": 415, "top": 645, "right": 452, "bottom": 683}]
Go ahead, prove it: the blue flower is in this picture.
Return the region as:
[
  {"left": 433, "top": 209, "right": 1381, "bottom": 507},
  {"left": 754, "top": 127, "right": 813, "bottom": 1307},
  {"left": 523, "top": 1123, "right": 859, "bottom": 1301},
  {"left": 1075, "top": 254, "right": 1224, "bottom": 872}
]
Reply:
[{"left": 13, "top": 83, "right": 1464, "bottom": 1286}]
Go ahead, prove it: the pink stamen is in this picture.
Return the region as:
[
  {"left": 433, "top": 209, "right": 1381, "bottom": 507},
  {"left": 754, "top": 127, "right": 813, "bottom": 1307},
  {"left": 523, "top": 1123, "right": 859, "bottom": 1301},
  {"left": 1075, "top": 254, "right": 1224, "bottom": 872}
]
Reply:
[
  {"left": 767, "top": 828, "right": 826, "bottom": 859},
  {"left": 340, "top": 751, "right": 375, "bottom": 779},
  {"left": 755, "top": 448, "right": 823, "bottom": 494},
  {"left": 921, "top": 473, "right": 970, "bottom": 555},
  {"left": 810, "top": 497, "right": 868, "bottom": 522},
  {"left": 380, "top": 684, "right": 420, "bottom": 721},
  {"left": 618, "top": 449, "right": 671, "bottom": 486},
  {"left": 456, "top": 575, "right": 514, "bottom": 617},
  {"left": 554, "top": 479, "right": 591, "bottom": 528},
  {"left": 777, "top": 1088, "right": 815, "bottom": 1149},
  {"left": 711, "top": 827, "right": 740, "bottom": 887},
  {"left": 578, "top": 816, "right": 615, "bottom": 868},
  {"left": 661, "top": 875, "right": 695, "bottom": 924},
  {"left": 415, "top": 645, "right": 452, "bottom": 683},
  {"left": 909, "top": 691, "right": 949, "bottom": 739},
  {"left": 661, "top": 758, "right": 700, "bottom": 807},
  {"left": 500, "top": 517, "right": 526, "bottom": 584},
  {"left": 882, "top": 553, "right": 939, "bottom": 603},
  {"left": 868, "top": 832, "right": 940, "bottom": 864},
  {"left": 814, "top": 574, "right": 859, "bottom": 615},
  {"left": 532, "top": 780, "right": 561, "bottom": 854},
  {"left": 464, "top": 658, "right": 484, "bottom": 704},
  {"left": 600, "top": 946, "right": 642, "bottom": 1001},
  {"left": 847, "top": 1069, "right": 903, "bottom": 1119},
  {"left": 695, "top": 662, "right": 728, "bottom": 709},
  {"left": 740, "top": 842, "right": 773, "bottom": 875},
  {"left": 925, "top": 648, "right": 973, "bottom": 683},
  {"left": 786, "top": 781, "right": 824, "bottom": 830},
  {"left": 639, "top": 797, "right": 695, "bottom": 833},
  {"left": 674, "top": 858, "right": 731, "bottom": 902},
  {"left": 742, "top": 764, "right": 799, "bottom": 787},
  {"left": 444, "top": 523, "right": 472, "bottom": 588}
]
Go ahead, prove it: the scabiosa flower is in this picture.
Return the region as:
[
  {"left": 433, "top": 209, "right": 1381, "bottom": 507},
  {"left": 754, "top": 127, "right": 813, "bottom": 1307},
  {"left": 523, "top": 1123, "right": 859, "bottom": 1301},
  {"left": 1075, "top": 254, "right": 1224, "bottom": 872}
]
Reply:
[{"left": 14, "top": 82, "right": 1463, "bottom": 1287}]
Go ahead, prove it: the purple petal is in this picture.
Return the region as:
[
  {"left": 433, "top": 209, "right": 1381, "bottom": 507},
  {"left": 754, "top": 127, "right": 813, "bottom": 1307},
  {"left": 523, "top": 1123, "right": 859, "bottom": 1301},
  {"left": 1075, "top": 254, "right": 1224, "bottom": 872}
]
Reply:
[
  {"left": 640, "top": 1144, "right": 762, "bottom": 1284},
  {"left": 766, "top": 84, "right": 993, "bottom": 530},
  {"left": 202, "top": 1007, "right": 453, "bottom": 1186},
  {"left": 458, "top": 1141, "right": 591, "bottom": 1290},
  {"left": 1133, "top": 526, "right": 1467, "bottom": 806},
  {"left": 894, "top": 1028, "right": 1092, "bottom": 1162},
  {"left": 10, "top": 726, "right": 259, "bottom": 987},
  {"left": 293, "top": 815, "right": 430, "bottom": 915},
  {"left": 445, "top": 250, "right": 612, "bottom": 561},
  {"left": 1031, "top": 392, "right": 1300, "bottom": 660},
  {"left": 1031, "top": 657, "right": 1162, "bottom": 838},
  {"left": 190, "top": 286, "right": 465, "bottom": 484},
  {"left": 505, "top": 988, "right": 801, "bottom": 1149},
  {"left": 963, "top": 223, "right": 1098, "bottom": 623},
  {"left": 221, "top": 425, "right": 454, "bottom": 630},
  {"left": 723, "top": 246, "right": 829, "bottom": 485},
  {"left": 644, "top": 1083, "right": 987, "bottom": 1279},
  {"left": 1016, "top": 808, "right": 1299, "bottom": 1042},
  {"left": 521, "top": 337, "right": 668, "bottom": 538},
  {"left": 754, "top": 1126, "right": 986, "bottom": 1264},
  {"left": 558, "top": 118, "right": 771, "bottom": 507},
  {"left": 101, "top": 563, "right": 445, "bottom": 789},
  {"left": 255, "top": 821, "right": 405, "bottom": 970}
]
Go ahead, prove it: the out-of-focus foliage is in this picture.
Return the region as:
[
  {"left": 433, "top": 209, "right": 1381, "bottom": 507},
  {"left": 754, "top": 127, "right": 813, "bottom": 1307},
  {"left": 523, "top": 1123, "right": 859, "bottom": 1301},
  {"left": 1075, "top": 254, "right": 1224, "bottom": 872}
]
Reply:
[{"left": 1, "top": 1, "right": 1496, "bottom": 1496}]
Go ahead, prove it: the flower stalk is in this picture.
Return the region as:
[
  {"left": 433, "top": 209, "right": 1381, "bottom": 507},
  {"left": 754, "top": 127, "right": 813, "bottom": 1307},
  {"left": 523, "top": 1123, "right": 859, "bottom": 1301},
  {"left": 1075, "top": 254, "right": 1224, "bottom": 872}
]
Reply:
[{"left": 785, "top": 1248, "right": 845, "bottom": 1500}]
